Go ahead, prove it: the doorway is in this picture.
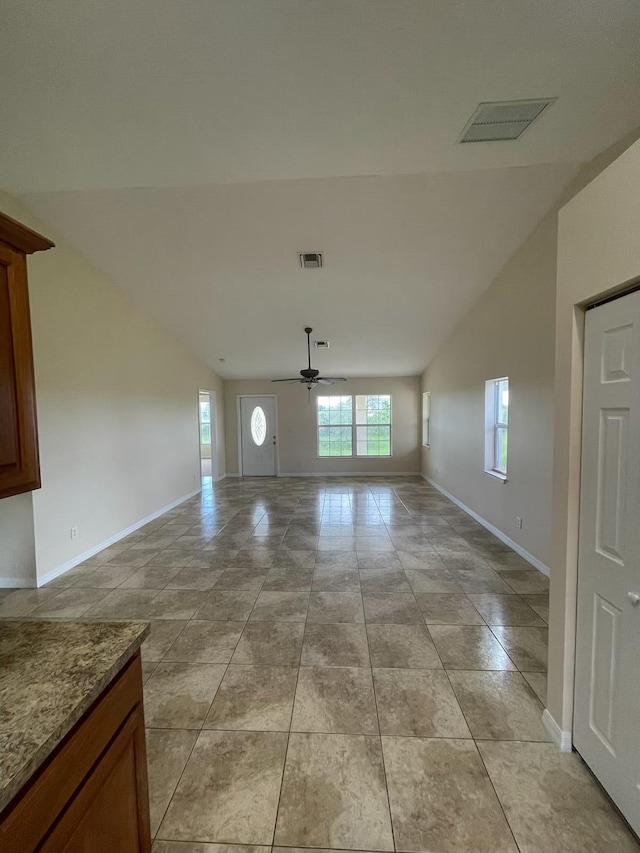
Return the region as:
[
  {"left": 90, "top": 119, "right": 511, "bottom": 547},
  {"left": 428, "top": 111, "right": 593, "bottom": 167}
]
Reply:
[
  {"left": 198, "top": 390, "right": 217, "bottom": 483},
  {"left": 238, "top": 395, "right": 278, "bottom": 476},
  {"left": 573, "top": 289, "right": 640, "bottom": 835}
]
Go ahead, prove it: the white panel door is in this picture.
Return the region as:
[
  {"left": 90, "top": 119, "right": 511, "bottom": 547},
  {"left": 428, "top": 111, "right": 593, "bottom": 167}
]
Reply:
[
  {"left": 240, "top": 396, "right": 277, "bottom": 476},
  {"left": 574, "top": 290, "right": 640, "bottom": 835}
]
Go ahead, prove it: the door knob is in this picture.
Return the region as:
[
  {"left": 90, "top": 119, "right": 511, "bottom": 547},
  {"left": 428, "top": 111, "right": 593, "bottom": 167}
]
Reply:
[{"left": 628, "top": 592, "right": 640, "bottom": 606}]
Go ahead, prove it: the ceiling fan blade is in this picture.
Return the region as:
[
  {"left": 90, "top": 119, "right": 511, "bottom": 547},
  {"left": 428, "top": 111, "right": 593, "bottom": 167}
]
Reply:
[
  {"left": 316, "top": 378, "right": 334, "bottom": 385},
  {"left": 271, "top": 378, "right": 303, "bottom": 383},
  {"left": 316, "top": 377, "right": 347, "bottom": 382}
]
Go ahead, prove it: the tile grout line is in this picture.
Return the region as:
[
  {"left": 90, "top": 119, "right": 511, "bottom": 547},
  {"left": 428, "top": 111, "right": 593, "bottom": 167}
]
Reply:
[
  {"left": 270, "top": 491, "right": 314, "bottom": 849},
  {"left": 364, "top": 612, "right": 398, "bottom": 852},
  {"left": 439, "top": 652, "right": 523, "bottom": 853},
  {"left": 149, "top": 566, "right": 247, "bottom": 844}
]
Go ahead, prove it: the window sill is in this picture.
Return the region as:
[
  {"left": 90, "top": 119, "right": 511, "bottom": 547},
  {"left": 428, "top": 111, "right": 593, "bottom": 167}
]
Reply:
[
  {"left": 484, "top": 469, "right": 508, "bottom": 482},
  {"left": 422, "top": 444, "right": 430, "bottom": 450},
  {"left": 317, "top": 456, "right": 393, "bottom": 460}
]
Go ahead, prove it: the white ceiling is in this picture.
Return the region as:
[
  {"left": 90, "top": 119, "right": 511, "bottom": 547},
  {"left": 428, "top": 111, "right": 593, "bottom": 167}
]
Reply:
[
  {"left": 2, "top": 0, "right": 639, "bottom": 192},
  {"left": 24, "top": 166, "right": 577, "bottom": 377},
  {"left": 4, "top": 1, "right": 640, "bottom": 377}
]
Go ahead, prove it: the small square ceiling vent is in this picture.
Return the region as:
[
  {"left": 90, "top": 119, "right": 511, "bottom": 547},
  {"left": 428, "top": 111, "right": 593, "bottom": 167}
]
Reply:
[
  {"left": 459, "top": 98, "right": 555, "bottom": 143},
  {"left": 314, "top": 340, "right": 329, "bottom": 349},
  {"left": 299, "top": 252, "right": 323, "bottom": 269}
]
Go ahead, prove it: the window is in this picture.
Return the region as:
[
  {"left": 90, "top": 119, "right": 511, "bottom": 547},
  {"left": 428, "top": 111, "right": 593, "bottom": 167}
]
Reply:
[
  {"left": 422, "top": 391, "right": 431, "bottom": 447},
  {"left": 250, "top": 406, "right": 267, "bottom": 446},
  {"left": 485, "top": 377, "right": 508, "bottom": 478},
  {"left": 355, "top": 395, "right": 391, "bottom": 456},
  {"left": 318, "top": 396, "right": 353, "bottom": 456},
  {"left": 317, "top": 394, "right": 392, "bottom": 457},
  {"left": 199, "top": 399, "right": 211, "bottom": 445}
]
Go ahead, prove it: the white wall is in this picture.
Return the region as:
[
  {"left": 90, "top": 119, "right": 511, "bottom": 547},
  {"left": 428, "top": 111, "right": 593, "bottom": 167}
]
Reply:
[
  {"left": 548, "top": 137, "right": 640, "bottom": 741},
  {"left": 420, "top": 131, "right": 640, "bottom": 574},
  {"left": 0, "top": 493, "right": 37, "bottom": 587},
  {"left": 224, "top": 376, "right": 421, "bottom": 476},
  {"left": 0, "top": 190, "right": 225, "bottom": 586}
]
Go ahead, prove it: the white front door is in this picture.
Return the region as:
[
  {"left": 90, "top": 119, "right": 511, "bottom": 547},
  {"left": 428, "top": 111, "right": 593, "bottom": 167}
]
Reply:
[
  {"left": 574, "top": 289, "right": 640, "bottom": 835},
  {"left": 240, "top": 396, "right": 277, "bottom": 476}
]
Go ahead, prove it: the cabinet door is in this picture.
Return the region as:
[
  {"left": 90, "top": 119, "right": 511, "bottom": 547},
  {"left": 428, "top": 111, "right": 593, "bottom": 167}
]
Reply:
[
  {"left": 0, "top": 241, "right": 40, "bottom": 498},
  {"left": 41, "top": 707, "right": 151, "bottom": 853}
]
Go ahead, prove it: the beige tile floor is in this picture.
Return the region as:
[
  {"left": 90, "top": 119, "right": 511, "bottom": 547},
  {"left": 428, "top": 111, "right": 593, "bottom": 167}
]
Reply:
[{"left": 2, "top": 476, "right": 638, "bottom": 853}]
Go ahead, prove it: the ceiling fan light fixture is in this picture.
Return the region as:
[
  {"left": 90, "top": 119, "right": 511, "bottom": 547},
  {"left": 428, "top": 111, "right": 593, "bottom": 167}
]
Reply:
[{"left": 271, "top": 327, "right": 347, "bottom": 389}]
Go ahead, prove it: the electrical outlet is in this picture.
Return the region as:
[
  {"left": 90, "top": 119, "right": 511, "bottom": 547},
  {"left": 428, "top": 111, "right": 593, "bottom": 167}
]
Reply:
[
  {"left": 70, "top": 526, "right": 79, "bottom": 540},
  {"left": 516, "top": 516, "right": 523, "bottom": 529}
]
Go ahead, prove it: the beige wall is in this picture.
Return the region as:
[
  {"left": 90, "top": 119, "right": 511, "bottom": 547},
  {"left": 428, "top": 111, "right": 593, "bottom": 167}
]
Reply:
[
  {"left": 420, "top": 130, "right": 640, "bottom": 575},
  {"left": 421, "top": 210, "right": 557, "bottom": 569},
  {"left": 0, "top": 190, "right": 225, "bottom": 586},
  {"left": 224, "top": 376, "right": 421, "bottom": 476},
  {"left": 548, "top": 138, "right": 640, "bottom": 740},
  {"left": 0, "top": 493, "right": 37, "bottom": 587}
]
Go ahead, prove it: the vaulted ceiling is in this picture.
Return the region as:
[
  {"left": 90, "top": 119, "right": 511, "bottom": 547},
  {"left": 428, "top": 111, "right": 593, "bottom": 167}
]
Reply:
[{"left": 3, "top": 1, "right": 639, "bottom": 377}]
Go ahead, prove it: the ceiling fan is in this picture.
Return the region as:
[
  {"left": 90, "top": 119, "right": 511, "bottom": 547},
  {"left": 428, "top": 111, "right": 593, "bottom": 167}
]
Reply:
[{"left": 272, "top": 327, "right": 347, "bottom": 390}]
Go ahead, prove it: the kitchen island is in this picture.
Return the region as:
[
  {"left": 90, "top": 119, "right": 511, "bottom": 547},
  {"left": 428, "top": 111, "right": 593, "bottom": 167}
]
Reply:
[{"left": 0, "top": 619, "right": 150, "bottom": 853}]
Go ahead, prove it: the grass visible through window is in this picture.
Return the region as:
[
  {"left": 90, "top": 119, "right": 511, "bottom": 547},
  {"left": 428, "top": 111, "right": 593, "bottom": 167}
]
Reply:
[
  {"left": 317, "top": 394, "right": 392, "bottom": 457},
  {"left": 318, "top": 396, "right": 353, "bottom": 456}
]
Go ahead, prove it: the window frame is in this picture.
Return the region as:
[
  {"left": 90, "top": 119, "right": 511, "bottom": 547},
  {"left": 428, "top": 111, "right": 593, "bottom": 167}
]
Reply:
[
  {"left": 355, "top": 394, "right": 392, "bottom": 458},
  {"left": 317, "top": 395, "right": 354, "bottom": 458},
  {"left": 317, "top": 394, "right": 393, "bottom": 458},
  {"left": 484, "top": 377, "right": 508, "bottom": 481},
  {"left": 199, "top": 399, "right": 212, "bottom": 446},
  {"left": 422, "top": 391, "right": 431, "bottom": 448}
]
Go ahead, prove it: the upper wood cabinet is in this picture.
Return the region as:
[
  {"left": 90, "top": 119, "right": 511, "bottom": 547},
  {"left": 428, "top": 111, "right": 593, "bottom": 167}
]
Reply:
[{"left": 0, "top": 211, "right": 54, "bottom": 499}]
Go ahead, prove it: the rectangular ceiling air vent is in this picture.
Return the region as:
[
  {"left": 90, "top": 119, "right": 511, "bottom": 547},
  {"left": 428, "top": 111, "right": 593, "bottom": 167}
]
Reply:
[
  {"left": 314, "top": 340, "right": 330, "bottom": 349},
  {"left": 459, "top": 98, "right": 555, "bottom": 143},
  {"left": 299, "top": 252, "right": 323, "bottom": 269}
]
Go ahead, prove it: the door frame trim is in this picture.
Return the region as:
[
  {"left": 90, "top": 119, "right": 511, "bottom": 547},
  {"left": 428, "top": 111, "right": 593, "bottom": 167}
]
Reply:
[
  {"left": 236, "top": 394, "right": 279, "bottom": 477},
  {"left": 197, "top": 388, "right": 219, "bottom": 482},
  {"left": 560, "top": 283, "right": 639, "bottom": 750}
]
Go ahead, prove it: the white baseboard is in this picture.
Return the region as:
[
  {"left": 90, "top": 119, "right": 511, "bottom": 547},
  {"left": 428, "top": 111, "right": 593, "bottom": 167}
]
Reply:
[
  {"left": 423, "top": 474, "right": 550, "bottom": 576},
  {"left": 283, "top": 471, "right": 421, "bottom": 477},
  {"left": 225, "top": 471, "right": 421, "bottom": 478},
  {"left": 542, "top": 708, "right": 572, "bottom": 751},
  {"left": 36, "top": 488, "right": 202, "bottom": 588}
]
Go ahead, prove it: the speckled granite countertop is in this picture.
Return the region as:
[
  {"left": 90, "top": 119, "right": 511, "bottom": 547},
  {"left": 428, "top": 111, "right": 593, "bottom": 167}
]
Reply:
[{"left": 0, "top": 619, "right": 149, "bottom": 813}]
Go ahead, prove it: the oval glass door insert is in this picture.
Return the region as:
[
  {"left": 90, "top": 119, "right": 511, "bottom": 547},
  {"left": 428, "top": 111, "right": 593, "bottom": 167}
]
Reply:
[{"left": 250, "top": 406, "right": 267, "bottom": 446}]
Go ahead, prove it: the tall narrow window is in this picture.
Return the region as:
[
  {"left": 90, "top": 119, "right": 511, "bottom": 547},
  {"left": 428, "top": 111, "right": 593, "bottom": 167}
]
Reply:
[
  {"left": 422, "top": 392, "right": 431, "bottom": 447},
  {"left": 485, "top": 377, "right": 508, "bottom": 478},
  {"left": 199, "top": 399, "right": 211, "bottom": 446},
  {"left": 355, "top": 394, "right": 391, "bottom": 456},
  {"left": 317, "top": 396, "right": 353, "bottom": 456}
]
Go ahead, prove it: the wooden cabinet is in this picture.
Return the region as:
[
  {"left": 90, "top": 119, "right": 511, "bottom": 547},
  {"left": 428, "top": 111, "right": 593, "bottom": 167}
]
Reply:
[
  {"left": 0, "top": 211, "right": 54, "bottom": 499},
  {"left": 0, "top": 653, "right": 151, "bottom": 853}
]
